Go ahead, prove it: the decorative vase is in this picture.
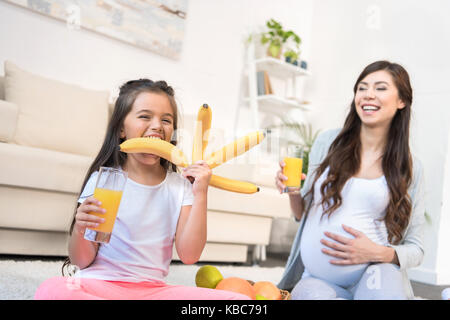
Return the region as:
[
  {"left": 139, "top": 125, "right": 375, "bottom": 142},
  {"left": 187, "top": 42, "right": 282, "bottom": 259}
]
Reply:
[
  {"left": 267, "top": 45, "right": 281, "bottom": 59},
  {"left": 300, "top": 60, "right": 308, "bottom": 70},
  {"left": 285, "top": 57, "right": 299, "bottom": 66}
]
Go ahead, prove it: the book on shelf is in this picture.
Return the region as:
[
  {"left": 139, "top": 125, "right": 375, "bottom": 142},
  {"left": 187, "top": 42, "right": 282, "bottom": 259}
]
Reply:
[
  {"left": 256, "top": 71, "right": 273, "bottom": 96},
  {"left": 264, "top": 71, "right": 273, "bottom": 94}
]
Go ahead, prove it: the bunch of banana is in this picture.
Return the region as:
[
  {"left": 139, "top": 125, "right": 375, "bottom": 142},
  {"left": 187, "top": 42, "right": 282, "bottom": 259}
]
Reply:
[
  {"left": 119, "top": 137, "right": 190, "bottom": 168},
  {"left": 204, "top": 131, "right": 265, "bottom": 169},
  {"left": 209, "top": 175, "right": 260, "bottom": 194},
  {"left": 119, "top": 104, "right": 265, "bottom": 194},
  {"left": 192, "top": 104, "right": 212, "bottom": 163}
]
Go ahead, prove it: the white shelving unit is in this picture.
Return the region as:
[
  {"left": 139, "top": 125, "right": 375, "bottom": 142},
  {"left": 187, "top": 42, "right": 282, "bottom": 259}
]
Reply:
[
  {"left": 232, "top": 39, "right": 311, "bottom": 264},
  {"left": 234, "top": 40, "right": 311, "bottom": 133},
  {"left": 254, "top": 57, "right": 311, "bottom": 78},
  {"left": 244, "top": 95, "right": 309, "bottom": 116}
]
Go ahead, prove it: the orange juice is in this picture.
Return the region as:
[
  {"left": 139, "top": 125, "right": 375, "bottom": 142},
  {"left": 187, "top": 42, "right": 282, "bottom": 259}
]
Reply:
[
  {"left": 283, "top": 157, "right": 303, "bottom": 187},
  {"left": 89, "top": 188, "right": 123, "bottom": 233}
]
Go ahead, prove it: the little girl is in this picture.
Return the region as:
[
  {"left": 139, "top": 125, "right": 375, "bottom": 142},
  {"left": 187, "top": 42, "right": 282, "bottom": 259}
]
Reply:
[{"left": 34, "top": 79, "right": 249, "bottom": 300}]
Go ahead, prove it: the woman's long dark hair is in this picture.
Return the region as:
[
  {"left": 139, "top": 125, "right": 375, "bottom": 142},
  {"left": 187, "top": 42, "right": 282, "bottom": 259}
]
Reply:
[
  {"left": 310, "top": 61, "right": 413, "bottom": 245},
  {"left": 62, "top": 79, "right": 179, "bottom": 275}
]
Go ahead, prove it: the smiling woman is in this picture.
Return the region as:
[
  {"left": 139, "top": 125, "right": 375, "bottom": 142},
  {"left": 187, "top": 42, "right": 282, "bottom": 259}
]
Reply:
[
  {"left": 354, "top": 71, "right": 406, "bottom": 128},
  {"left": 277, "top": 61, "right": 426, "bottom": 300},
  {"left": 311, "top": 61, "right": 414, "bottom": 243}
]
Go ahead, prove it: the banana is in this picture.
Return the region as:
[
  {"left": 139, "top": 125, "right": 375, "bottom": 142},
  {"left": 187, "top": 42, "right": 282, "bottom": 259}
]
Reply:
[
  {"left": 210, "top": 174, "right": 259, "bottom": 194},
  {"left": 120, "top": 137, "right": 189, "bottom": 168},
  {"left": 192, "top": 104, "right": 212, "bottom": 163},
  {"left": 119, "top": 106, "right": 264, "bottom": 194},
  {"left": 204, "top": 131, "right": 266, "bottom": 169}
]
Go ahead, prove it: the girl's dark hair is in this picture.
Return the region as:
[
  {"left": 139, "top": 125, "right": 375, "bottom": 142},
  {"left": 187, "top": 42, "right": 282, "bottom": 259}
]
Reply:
[
  {"left": 309, "top": 60, "right": 413, "bottom": 245},
  {"left": 62, "top": 79, "right": 179, "bottom": 275}
]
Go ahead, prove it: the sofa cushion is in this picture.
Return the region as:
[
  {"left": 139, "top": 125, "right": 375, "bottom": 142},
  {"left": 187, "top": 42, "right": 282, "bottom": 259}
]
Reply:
[
  {"left": 207, "top": 185, "right": 292, "bottom": 219},
  {"left": 0, "top": 100, "right": 19, "bottom": 142},
  {"left": 0, "top": 142, "right": 92, "bottom": 194},
  {"left": 4, "top": 61, "right": 109, "bottom": 157},
  {"left": 213, "top": 162, "right": 281, "bottom": 188},
  {"left": 0, "top": 187, "right": 78, "bottom": 233}
]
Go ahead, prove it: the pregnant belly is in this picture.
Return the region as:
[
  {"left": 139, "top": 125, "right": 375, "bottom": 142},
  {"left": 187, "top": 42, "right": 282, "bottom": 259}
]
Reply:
[{"left": 300, "top": 223, "right": 369, "bottom": 288}]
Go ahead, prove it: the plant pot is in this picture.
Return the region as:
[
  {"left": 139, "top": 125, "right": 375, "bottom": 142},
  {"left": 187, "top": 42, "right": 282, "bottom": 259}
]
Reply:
[
  {"left": 285, "top": 57, "right": 299, "bottom": 66},
  {"left": 300, "top": 60, "right": 308, "bottom": 70},
  {"left": 267, "top": 44, "right": 282, "bottom": 59}
]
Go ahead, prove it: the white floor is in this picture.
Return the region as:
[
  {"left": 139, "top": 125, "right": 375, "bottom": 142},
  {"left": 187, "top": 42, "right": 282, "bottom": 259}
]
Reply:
[
  {"left": 1, "top": 256, "right": 446, "bottom": 300},
  {"left": 0, "top": 258, "right": 285, "bottom": 300}
]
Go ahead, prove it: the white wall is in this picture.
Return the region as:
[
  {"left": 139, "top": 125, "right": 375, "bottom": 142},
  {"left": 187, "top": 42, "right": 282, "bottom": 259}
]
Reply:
[
  {"left": 0, "top": 0, "right": 313, "bottom": 132},
  {"left": 307, "top": 0, "right": 450, "bottom": 285}
]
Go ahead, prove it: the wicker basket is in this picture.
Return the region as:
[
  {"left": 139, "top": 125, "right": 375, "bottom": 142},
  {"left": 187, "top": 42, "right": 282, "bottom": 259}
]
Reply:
[{"left": 247, "top": 280, "right": 291, "bottom": 300}]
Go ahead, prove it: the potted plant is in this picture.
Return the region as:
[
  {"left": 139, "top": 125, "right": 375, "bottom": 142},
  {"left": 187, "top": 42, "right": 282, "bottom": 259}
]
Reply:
[
  {"left": 284, "top": 49, "right": 300, "bottom": 66},
  {"left": 284, "top": 33, "right": 301, "bottom": 65},
  {"left": 261, "top": 19, "right": 302, "bottom": 59},
  {"left": 261, "top": 19, "right": 284, "bottom": 58}
]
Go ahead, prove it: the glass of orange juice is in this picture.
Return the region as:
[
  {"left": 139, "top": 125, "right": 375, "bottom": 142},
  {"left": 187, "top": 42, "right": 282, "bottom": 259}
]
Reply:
[
  {"left": 84, "top": 167, "right": 127, "bottom": 243},
  {"left": 282, "top": 145, "right": 303, "bottom": 193}
]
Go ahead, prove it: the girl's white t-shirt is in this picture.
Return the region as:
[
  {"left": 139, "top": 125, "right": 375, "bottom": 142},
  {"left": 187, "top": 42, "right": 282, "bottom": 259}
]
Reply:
[
  {"left": 300, "top": 167, "right": 390, "bottom": 288},
  {"left": 74, "top": 169, "right": 194, "bottom": 283}
]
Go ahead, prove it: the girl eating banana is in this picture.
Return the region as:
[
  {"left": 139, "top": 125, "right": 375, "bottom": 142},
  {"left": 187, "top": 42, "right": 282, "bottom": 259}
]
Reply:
[{"left": 34, "top": 79, "right": 249, "bottom": 300}]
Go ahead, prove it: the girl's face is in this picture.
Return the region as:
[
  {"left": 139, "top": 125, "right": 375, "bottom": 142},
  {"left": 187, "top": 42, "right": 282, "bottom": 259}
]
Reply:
[
  {"left": 120, "top": 91, "right": 175, "bottom": 166},
  {"left": 354, "top": 70, "right": 406, "bottom": 128}
]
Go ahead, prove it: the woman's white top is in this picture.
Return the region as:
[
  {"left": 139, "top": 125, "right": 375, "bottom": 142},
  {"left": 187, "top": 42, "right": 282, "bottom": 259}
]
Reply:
[
  {"left": 279, "top": 128, "right": 426, "bottom": 300},
  {"left": 74, "top": 170, "right": 194, "bottom": 283},
  {"left": 300, "top": 167, "right": 390, "bottom": 288}
]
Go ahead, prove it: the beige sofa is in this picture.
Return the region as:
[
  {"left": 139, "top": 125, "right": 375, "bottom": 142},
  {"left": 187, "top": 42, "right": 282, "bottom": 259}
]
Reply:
[
  {"left": 0, "top": 61, "right": 110, "bottom": 256},
  {"left": 0, "top": 61, "right": 294, "bottom": 263}
]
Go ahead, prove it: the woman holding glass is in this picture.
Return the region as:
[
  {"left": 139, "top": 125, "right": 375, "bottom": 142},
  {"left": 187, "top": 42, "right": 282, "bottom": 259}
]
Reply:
[{"left": 275, "top": 61, "right": 426, "bottom": 300}]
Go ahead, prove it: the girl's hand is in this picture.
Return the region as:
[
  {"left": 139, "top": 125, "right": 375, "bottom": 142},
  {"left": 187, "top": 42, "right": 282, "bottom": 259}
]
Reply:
[
  {"left": 74, "top": 197, "right": 106, "bottom": 235},
  {"left": 320, "top": 224, "right": 383, "bottom": 265},
  {"left": 182, "top": 160, "right": 212, "bottom": 196},
  {"left": 275, "top": 160, "right": 306, "bottom": 194}
]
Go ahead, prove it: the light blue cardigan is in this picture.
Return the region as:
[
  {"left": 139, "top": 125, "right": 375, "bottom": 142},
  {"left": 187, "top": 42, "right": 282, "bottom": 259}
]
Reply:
[{"left": 277, "top": 128, "right": 426, "bottom": 300}]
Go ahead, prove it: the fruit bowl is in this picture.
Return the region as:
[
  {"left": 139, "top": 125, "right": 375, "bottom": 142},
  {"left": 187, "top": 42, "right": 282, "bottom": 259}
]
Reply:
[
  {"left": 279, "top": 289, "right": 291, "bottom": 300},
  {"left": 247, "top": 280, "right": 291, "bottom": 300}
]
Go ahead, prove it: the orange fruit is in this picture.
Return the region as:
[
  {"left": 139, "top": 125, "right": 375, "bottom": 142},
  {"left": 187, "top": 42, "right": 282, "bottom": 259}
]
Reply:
[
  {"left": 253, "top": 281, "right": 282, "bottom": 300},
  {"left": 215, "top": 277, "right": 256, "bottom": 299}
]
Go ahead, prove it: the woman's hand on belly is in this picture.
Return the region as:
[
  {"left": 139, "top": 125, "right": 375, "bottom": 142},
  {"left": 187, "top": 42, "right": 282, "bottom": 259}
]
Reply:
[{"left": 320, "top": 224, "right": 387, "bottom": 265}]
